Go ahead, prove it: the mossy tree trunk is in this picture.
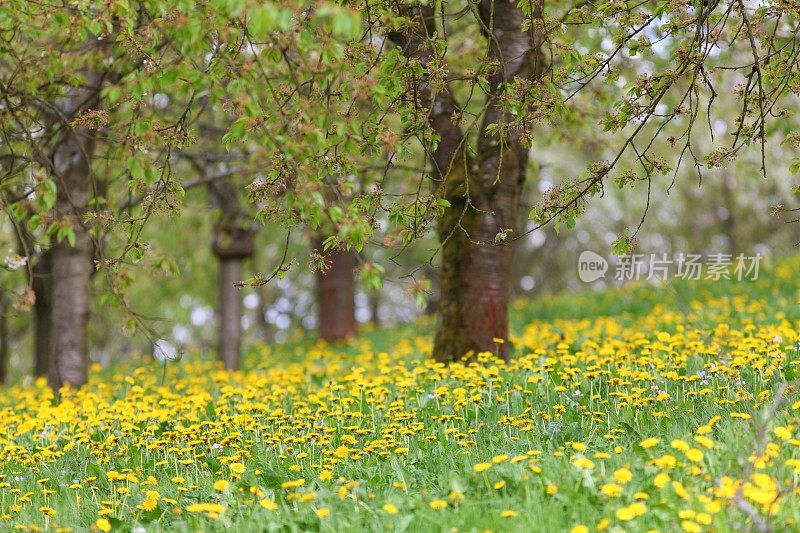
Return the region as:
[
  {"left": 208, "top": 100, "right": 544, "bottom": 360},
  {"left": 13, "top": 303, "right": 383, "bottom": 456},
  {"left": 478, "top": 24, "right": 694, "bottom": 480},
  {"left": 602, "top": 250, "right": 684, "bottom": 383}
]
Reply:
[{"left": 393, "top": 1, "right": 545, "bottom": 361}]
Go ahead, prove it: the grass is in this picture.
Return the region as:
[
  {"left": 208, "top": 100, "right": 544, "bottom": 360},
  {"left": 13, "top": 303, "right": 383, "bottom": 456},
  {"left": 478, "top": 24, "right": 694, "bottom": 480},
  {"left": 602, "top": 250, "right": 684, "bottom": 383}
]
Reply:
[{"left": 1, "top": 256, "right": 800, "bottom": 532}]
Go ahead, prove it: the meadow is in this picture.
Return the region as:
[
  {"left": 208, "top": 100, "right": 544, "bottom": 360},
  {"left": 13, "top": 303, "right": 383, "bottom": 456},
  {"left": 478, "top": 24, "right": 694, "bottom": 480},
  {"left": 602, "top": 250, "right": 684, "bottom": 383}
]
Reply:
[{"left": 2, "top": 258, "right": 800, "bottom": 532}]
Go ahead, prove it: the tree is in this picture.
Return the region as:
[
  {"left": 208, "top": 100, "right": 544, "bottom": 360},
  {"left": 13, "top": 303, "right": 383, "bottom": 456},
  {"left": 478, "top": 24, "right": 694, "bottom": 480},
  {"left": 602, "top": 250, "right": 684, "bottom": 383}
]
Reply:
[
  {"left": 3, "top": 0, "right": 799, "bottom": 380},
  {"left": 48, "top": 60, "right": 103, "bottom": 390},
  {"left": 0, "top": 290, "right": 8, "bottom": 384},
  {"left": 31, "top": 251, "right": 52, "bottom": 377},
  {"left": 379, "top": 1, "right": 800, "bottom": 360},
  {"left": 388, "top": 2, "right": 546, "bottom": 359},
  {"left": 315, "top": 240, "right": 358, "bottom": 341},
  {"left": 209, "top": 178, "right": 256, "bottom": 370}
]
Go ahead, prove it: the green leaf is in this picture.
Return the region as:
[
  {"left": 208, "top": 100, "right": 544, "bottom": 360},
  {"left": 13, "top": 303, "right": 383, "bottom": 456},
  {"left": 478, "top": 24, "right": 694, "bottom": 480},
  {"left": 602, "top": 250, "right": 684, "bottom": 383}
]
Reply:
[{"left": 248, "top": 5, "right": 279, "bottom": 37}]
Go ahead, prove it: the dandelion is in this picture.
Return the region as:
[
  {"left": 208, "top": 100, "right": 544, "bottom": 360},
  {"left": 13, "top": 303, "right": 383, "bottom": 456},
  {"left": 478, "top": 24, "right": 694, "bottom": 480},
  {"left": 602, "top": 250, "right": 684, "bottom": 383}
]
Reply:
[
  {"left": 186, "top": 502, "right": 226, "bottom": 517},
  {"left": 615, "top": 502, "right": 647, "bottom": 521},
  {"left": 259, "top": 499, "right": 279, "bottom": 510},
  {"left": 681, "top": 521, "right": 701, "bottom": 533},
  {"left": 334, "top": 446, "right": 349, "bottom": 458},
  {"left": 473, "top": 462, "right": 492, "bottom": 473},
  {"left": 613, "top": 468, "right": 632, "bottom": 484},
  {"left": 429, "top": 499, "right": 448, "bottom": 510},
  {"left": 572, "top": 457, "right": 595, "bottom": 469},
  {"left": 774, "top": 426, "right": 792, "bottom": 441},
  {"left": 685, "top": 448, "right": 704, "bottom": 462},
  {"left": 448, "top": 491, "right": 464, "bottom": 502},
  {"left": 654, "top": 473, "right": 670, "bottom": 489},
  {"left": 382, "top": 503, "right": 398, "bottom": 515},
  {"left": 601, "top": 483, "right": 623, "bottom": 497},
  {"left": 299, "top": 492, "right": 317, "bottom": 503},
  {"left": 639, "top": 437, "right": 660, "bottom": 449}
]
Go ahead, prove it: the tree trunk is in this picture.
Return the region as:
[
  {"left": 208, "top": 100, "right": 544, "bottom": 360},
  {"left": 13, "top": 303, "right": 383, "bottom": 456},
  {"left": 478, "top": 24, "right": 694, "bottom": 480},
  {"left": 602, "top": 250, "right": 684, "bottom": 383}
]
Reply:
[
  {"left": 218, "top": 258, "right": 243, "bottom": 370},
  {"left": 49, "top": 69, "right": 101, "bottom": 391},
  {"left": 0, "top": 294, "right": 8, "bottom": 384},
  {"left": 317, "top": 242, "right": 357, "bottom": 341},
  {"left": 434, "top": 173, "right": 524, "bottom": 360},
  {"left": 32, "top": 252, "right": 52, "bottom": 377},
  {"left": 209, "top": 178, "right": 255, "bottom": 370},
  {"left": 428, "top": 0, "right": 544, "bottom": 361},
  {"left": 50, "top": 182, "right": 93, "bottom": 391}
]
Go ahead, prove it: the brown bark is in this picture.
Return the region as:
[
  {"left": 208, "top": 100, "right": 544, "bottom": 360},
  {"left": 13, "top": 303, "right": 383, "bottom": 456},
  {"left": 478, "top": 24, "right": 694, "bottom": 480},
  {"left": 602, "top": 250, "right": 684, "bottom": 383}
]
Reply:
[
  {"left": 218, "top": 258, "right": 243, "bottom": 370},
  {"left": 32, "top": 251, "right": 52, "bottom": 377},
  {"left": 209, "top": 179, "right": 255, "bottom": 370},
  {"left": 15, "top": 224, "right": 52, "bottom": 377},
  {"left": 49, "top": 69, "right": 102, "bottom": 391},
  {"left": 394, "top": 2, "right": 545, "bottom": 361},
  {"left": 316, "top": 241, "right": 357, "bottom": 341},
  {"left": 0, "top": 293, "right": 8, "bottom": 384}
]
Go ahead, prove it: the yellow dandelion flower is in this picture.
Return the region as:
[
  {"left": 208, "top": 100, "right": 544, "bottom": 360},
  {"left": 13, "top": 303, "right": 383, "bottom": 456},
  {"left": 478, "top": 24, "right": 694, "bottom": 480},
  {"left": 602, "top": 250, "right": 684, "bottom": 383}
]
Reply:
[
  {"left": 613, "top": 467, "right": 632, "bottom": 484},
  {"left": 601, "top": 483, "right": 623, "bottom": 497},
  {"left": 654, "top": 473, "right": 671, "bottom": 488},
  {"left": 671, "top": 439, "right": 690, "bottom": 452},
  {"left": 473, "top": 462, "right": 492, "bottom": 473},
  {"left": 639, "top": 437, "right": 660, "bottom": 449},
  {"left": 448, "top": 491, "right": 465, "bottom": 502},
  {"left": 685, "top": 448, "right": 704, "bottom": 462},
  {"left": 681, "top": 521, "right": 701, "bottom": 533},
  {"left": 259, "top": 499, "right": 279, "bottom": 510}
]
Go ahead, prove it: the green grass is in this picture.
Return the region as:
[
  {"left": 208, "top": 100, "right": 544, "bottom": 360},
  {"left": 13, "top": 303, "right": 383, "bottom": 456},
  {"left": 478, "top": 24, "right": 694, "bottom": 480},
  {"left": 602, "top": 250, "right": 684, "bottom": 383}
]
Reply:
[{"left": 1, "top": 256, "right": 799, "bottom": 532}]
